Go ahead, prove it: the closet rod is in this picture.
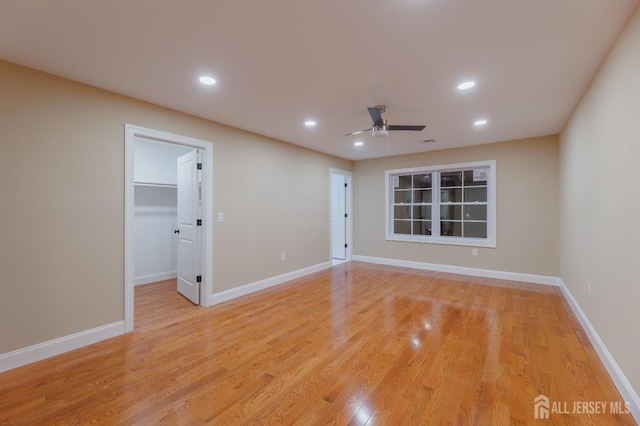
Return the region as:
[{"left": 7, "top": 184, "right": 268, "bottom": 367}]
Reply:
[{"left": 134, "top": 182, "right": 177, "bottom": 188}]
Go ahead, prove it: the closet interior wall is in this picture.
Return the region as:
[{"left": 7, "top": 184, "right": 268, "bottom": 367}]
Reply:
[{"left": 134, "top": 138, "right": 193, "bottom": 286}]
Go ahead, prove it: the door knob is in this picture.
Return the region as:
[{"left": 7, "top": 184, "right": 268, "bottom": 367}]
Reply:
[{"left": 174, "top": 229, "right": 180, "bottom": 234}]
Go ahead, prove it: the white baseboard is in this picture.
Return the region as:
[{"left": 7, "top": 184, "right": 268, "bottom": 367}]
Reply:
[
  {"left": 134, "top": 270, "right": 177, "bottom": 286},
  {"left": 209, "top": 261, "right": 332, "bottom": 306},
  {"left": 0, "top": 321, "right": 125, "bottom": 373},
  {"left": 558, "top": 279, "right": 640, "bottom": 422},
  {"left": 352, "top": 255, "right": 560, "bottom": 286}
]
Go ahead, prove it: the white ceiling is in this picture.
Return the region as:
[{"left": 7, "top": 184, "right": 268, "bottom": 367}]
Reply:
[{"left": 1, "top": 0, "right": 637, "bottom": 160}]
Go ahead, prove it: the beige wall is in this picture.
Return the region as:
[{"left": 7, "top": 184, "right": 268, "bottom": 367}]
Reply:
[
  {"left": 0, "top": 61, "right": 350, "bottom": 354},
  {"left": 559, "top": 4, "right": 640, "bottom": 393},
  {"left": 211, "top": 130, "right": 350, "bottom": 292},
  {"left": 352, "top": 136, "right": 559, "bottom": 276}
]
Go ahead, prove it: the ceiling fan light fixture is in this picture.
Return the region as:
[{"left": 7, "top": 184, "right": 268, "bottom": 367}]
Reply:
[{"left": 372, "top": 126, "right": 388, "bottom": 137}]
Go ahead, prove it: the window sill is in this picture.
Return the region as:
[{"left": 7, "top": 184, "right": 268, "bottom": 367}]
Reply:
[{"left": 386, "top": 234, "right": 496, "bottom": 248}]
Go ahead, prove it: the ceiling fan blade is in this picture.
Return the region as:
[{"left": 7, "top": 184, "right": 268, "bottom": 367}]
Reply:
[
  {"left": 344, "top": 128, "right": 371, "bottom": 136},
  {"left": 388, "top": 124, "right": 426, "bottom": 131},
  {"left": 367, "top": 107, "right": 384, "bottom": 126}
]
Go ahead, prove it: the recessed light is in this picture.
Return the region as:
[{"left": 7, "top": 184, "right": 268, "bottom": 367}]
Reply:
[
  {"left": 304, "top": 120, "right": 317, "bottom": 127},
  {"left": 457, "top": 81, "right": 475, "bottom": 90},
  {"left": 354, "top": 141, "right": 364, "bottom": 146},
  {"left": 199, "top": 76, "right": 216, "bottom": 85},
  {"left": 474, "top": 119, "right": 488, "bottom": 126}
]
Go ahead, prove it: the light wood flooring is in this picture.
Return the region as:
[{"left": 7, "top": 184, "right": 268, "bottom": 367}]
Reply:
[{"left": 0, "top": 262, "right": 635, "bottom": 425}]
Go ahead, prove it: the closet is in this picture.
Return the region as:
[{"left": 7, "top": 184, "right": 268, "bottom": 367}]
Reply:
[{"left": 133, "top": 138, "right": 194, "bottom": 286}]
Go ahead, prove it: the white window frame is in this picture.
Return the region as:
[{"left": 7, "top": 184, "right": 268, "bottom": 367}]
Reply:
[{"left": 385, "top": 160, "right": 496, "bottom": 248}]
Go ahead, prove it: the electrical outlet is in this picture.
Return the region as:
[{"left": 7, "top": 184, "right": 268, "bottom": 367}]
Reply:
[
  {"left": 217, "top": 212, "right": 224, "bottom": 223},
  {"left": 281, "top": 252, "right": 286, "bottom": 261},
  {"left": 472, "top": 248, "right": 479, "bottom": 257}
]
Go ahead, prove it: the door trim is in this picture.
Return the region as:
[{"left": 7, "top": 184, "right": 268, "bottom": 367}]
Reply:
[
  {"left": 329, "top": 168, "right": 353, "bottom": 263},
  {"left": 124, "top": 124, "right": 214, "bottom": 332}
]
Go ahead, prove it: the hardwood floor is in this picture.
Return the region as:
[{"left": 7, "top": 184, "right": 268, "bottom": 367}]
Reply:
[{"left": 0, "top": 262, "right": 635, "bottom": 425}]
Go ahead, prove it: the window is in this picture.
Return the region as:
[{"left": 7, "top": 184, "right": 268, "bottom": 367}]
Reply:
[{"left": 385, "top": 161, "right": 496, "bottom": 247}]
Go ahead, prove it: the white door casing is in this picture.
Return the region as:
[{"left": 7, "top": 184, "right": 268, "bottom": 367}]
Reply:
[
  {"left": 331, "top": 171, "right": 350, "bottom": 260},
  {"left": 125, "top": 124, "right": 214, "bottom": 332},
  {"left": 176, "top": 150, "right": 201, "bottom": 304}
]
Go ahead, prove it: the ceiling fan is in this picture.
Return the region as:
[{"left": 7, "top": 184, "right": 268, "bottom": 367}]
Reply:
[{"left": 345, "top": 105, "right": 426, "bottom": 137}]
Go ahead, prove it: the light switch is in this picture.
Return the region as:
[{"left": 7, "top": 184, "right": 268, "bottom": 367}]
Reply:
[{"left": 217, "top": 212, "right": 224, "bottom": 223}]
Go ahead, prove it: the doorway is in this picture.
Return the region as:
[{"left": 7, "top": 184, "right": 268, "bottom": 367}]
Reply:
[
  {"left": 330, "top": 169, "right": 352, "bottom": 265},
  {"left": 124, "top": 125, "right": 214, "bottom": 332},
  {"left": 132, "top": 138, "right": 192, "bottom": 287}
]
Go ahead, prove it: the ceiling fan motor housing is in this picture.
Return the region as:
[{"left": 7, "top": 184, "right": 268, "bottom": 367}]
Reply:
[{"left": 372, "top": 123, "right": 389, "bottom": 137}]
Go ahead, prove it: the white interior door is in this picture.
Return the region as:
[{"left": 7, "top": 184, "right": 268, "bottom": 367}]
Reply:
[
  {"left": 176, "top": 150, "right": 201, "bottom": 304},
  {"left": 331, "top": 173, "right": 347, "bottom": 260}
]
